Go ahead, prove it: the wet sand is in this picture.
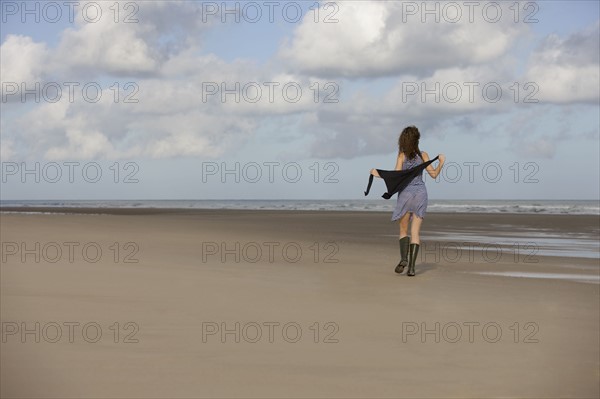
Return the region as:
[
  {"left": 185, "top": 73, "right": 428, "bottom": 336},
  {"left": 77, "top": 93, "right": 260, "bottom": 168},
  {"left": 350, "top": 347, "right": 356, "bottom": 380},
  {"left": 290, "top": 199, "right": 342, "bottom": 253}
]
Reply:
[{"left": 1, "top": 209, "right": 599, "bottom": 398}]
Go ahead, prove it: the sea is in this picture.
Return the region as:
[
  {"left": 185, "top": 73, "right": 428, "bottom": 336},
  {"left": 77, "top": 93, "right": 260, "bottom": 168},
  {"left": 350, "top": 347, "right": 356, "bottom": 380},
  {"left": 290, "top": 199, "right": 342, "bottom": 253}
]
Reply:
[{"left": 1, "top": 199, "right": 598, "bottom": 215}]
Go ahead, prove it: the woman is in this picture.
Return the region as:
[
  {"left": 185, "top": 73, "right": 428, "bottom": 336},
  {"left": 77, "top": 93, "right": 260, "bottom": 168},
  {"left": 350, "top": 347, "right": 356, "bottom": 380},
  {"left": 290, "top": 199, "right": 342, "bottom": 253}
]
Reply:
[{"left": 371, "top": 126, "right": 445, "bottom": 276}]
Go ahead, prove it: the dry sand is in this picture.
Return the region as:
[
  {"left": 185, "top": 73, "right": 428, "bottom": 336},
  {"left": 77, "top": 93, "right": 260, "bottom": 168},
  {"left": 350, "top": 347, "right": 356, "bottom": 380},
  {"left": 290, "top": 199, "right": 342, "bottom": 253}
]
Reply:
[{"left": 1, "top": 209, "right": 599, "bottom": 398}]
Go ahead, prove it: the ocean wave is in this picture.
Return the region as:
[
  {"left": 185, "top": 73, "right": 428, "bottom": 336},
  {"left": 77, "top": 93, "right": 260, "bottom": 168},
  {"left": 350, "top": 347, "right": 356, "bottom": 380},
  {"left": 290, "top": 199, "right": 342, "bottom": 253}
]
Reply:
[{"left": 1, "top": 200, "right": 598, "bottom": 215}]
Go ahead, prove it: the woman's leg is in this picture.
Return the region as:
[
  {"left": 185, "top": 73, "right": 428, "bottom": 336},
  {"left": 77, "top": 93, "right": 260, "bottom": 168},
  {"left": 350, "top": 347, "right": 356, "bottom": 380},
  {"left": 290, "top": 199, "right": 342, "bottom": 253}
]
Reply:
[
  {"left": 407, "top": 216, "right": 423, "bottom": 276},
  {"left": 410, "top": 216, "right": 423, "bottom": 244},
  {"left": 399, "top": 212, "right": 411, "bottom": 238},
  {"left": 395, "top": 212, "right": 412, "bottom": 273}
]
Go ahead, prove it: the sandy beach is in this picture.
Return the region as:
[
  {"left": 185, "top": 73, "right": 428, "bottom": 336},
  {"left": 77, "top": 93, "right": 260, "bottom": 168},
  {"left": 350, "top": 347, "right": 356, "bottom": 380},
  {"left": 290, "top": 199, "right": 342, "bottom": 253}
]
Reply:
[{"left": 1, "top": 209, "right": 599, "bottom": 398}]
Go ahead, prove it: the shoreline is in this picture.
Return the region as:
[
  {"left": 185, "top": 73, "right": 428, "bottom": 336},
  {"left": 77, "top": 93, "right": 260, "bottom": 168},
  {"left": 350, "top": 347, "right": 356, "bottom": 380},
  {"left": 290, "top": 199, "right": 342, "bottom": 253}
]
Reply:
[
  {"left": 1, "top": 206, "right": 598, "bottom": 234},
  {"left": 1, "top": 205, "right": 599, "bottom": 216}
]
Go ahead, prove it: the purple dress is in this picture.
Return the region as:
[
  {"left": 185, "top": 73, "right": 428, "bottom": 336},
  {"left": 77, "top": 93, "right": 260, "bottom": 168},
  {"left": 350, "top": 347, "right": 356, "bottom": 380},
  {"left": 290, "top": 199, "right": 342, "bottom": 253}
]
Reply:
[{"left": 391, "top": 155, "right": 428, "bottom": 221}]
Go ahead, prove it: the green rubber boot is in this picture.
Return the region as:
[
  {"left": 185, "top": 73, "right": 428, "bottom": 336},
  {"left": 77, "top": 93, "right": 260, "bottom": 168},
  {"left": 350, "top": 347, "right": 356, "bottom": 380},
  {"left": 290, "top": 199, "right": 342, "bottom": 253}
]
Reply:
[
  {"left": 395, "top": 236, "right": 410, "bottom": 274},
  {"left": 407, "top": 243, "right": 420, "bottom": 277}
]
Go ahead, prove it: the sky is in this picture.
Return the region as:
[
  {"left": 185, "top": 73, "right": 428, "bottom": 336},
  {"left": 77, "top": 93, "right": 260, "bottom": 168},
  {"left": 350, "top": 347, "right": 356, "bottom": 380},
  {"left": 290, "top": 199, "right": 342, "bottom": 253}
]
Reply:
[{"left": 0, "top": 0, "right": 599, "bottom": 200}]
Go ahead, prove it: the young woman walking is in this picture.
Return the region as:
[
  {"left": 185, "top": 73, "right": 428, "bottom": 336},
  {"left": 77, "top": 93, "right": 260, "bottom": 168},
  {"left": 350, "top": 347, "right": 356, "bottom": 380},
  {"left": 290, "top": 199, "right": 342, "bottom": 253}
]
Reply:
[{"left": 370, "top": 126, "right": 445, "bottom": 276}]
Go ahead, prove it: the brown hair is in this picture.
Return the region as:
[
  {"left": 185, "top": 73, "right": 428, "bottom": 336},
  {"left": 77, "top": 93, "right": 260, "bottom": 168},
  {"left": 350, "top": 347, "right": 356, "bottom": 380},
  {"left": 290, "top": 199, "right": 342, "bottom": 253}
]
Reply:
[{"left": 398, "top": 125, "right": 422, "bottom": 159}]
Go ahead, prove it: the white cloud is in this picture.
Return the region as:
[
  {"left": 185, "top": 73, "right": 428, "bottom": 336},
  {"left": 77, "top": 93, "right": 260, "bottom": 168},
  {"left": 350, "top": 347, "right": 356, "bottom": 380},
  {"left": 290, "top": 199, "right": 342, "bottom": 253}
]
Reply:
[
  {"left": 279, "top": 1, "right": 531, "bottom": 78},
  {"left": 0, "top": 35, "right": 49, "bottom": 95},
  {"left": 45, "top": 1, "right": 214, "bottom": 78},
  {"left": 0, "top": 138, "right": 15, "bottom": 161},
  {"left": 45, "top": 128, "right": 115, "bottom": 160},
  {"left": 525, "top": 22, "right": 599, "bottom": 104},
  {"left": 56, "top": 23, "right": 160, "bottom": 76}
]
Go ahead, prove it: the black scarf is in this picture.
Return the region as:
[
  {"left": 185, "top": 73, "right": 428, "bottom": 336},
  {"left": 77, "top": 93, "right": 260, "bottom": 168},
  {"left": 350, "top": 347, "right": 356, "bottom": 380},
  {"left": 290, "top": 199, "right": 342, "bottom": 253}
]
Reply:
[{"left": 364, "top": 156, "right": 439, "bottom": 199}]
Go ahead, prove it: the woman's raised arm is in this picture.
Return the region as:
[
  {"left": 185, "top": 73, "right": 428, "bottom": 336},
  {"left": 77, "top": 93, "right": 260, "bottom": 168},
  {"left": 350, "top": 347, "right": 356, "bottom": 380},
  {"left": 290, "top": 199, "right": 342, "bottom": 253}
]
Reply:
[{"left": 422, "top": 151, "right": 445, "bottom": 179}]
